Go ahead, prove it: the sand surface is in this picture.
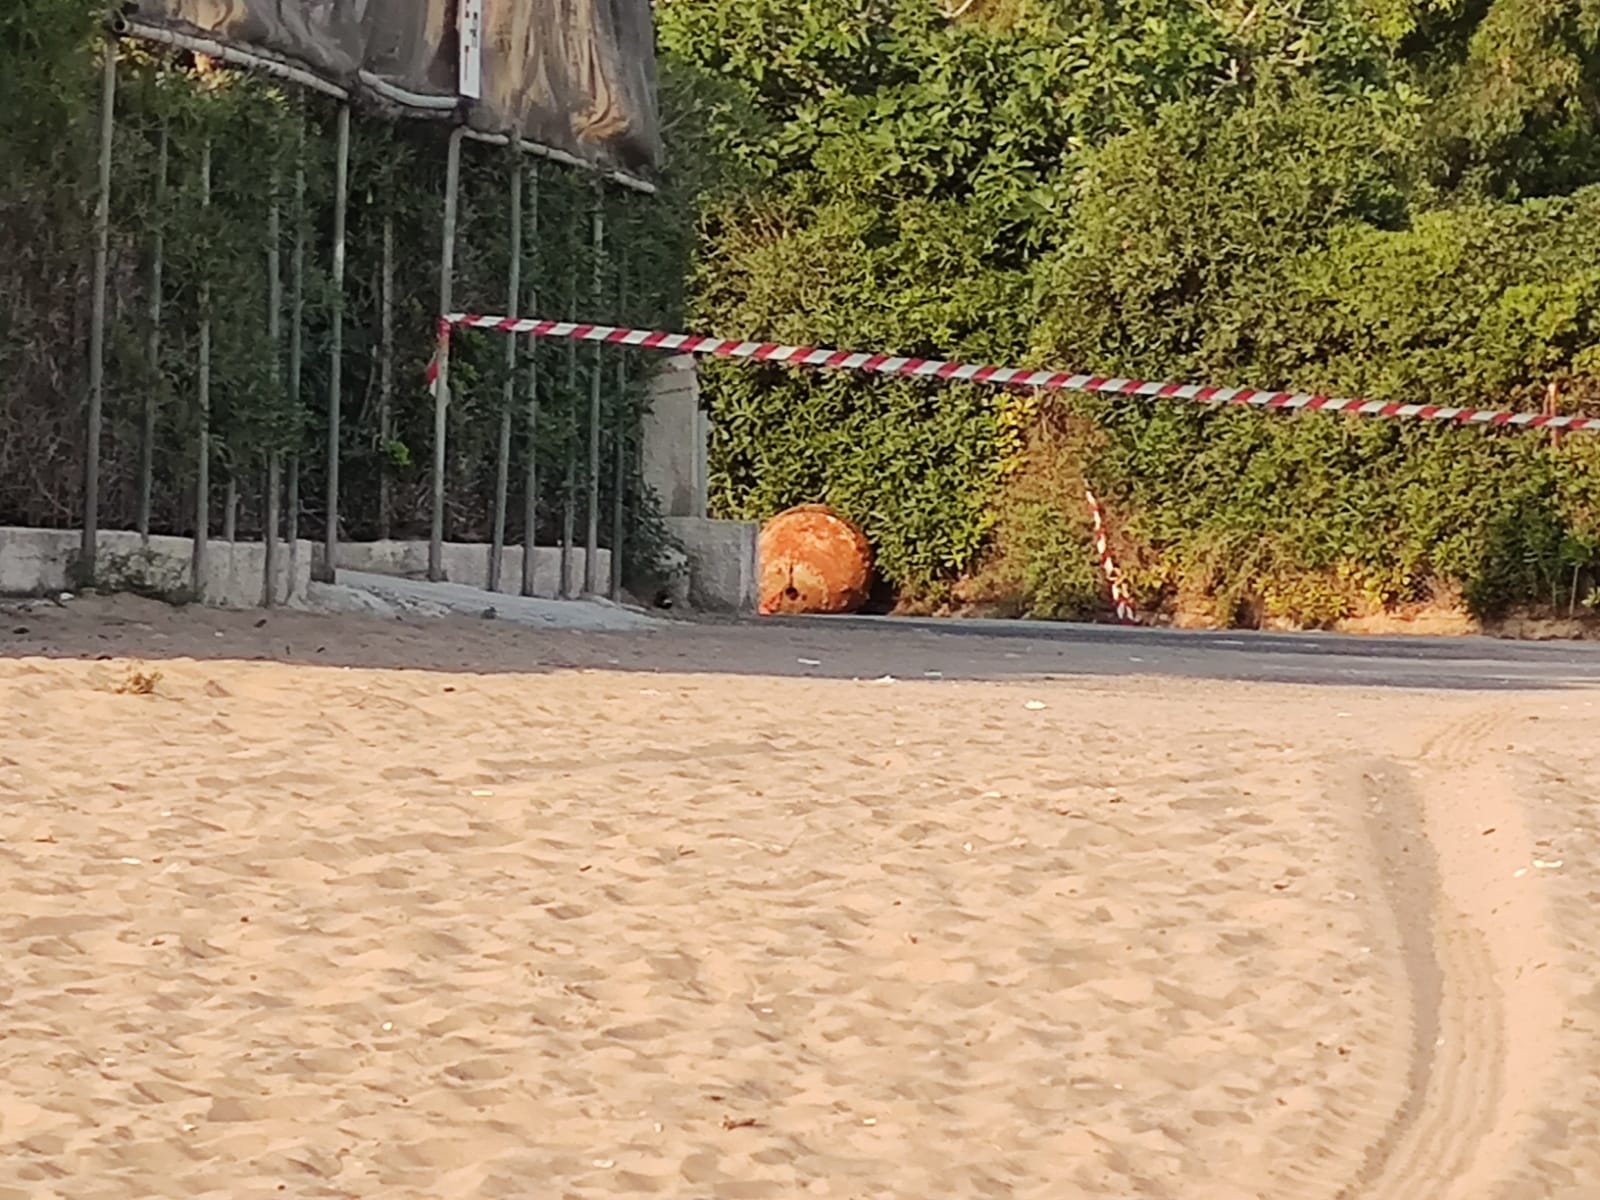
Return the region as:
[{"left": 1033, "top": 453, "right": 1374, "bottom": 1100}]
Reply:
[{"left": 1, "top": 596, "right": 1598, "bottom": 1199}]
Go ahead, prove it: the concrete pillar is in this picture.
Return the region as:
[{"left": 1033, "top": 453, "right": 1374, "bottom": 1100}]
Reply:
[
  {"left": 639, "top": 357, "right": 757, "bottom": 612},
  {"left": 641, "top": 355, "right": 706, "bottom": 518}
]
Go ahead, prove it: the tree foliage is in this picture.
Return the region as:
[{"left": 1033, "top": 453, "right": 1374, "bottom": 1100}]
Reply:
[
  {"left": 2, "top": 5, "right": 693, "bottom": 584},
  {"left": 660, "top": 0, "right": 1600, "bottom": 620},
  {"left": 14, "top": 0, "right": 1600, "bottom": 620}
]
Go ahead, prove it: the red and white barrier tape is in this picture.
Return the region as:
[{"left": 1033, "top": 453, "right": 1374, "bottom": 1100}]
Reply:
[
  {"left": 426, "top": 321, "right": 449, "bottom": 395},
  {"left": 1085, "top": 485, "right": 1138, "bottom": 624},
  {"left": 428, "top": 313, "right": 1596, "bottom": 625},
  {"left": 431, "top": 313, "right": 1600, "bottom": 432}
]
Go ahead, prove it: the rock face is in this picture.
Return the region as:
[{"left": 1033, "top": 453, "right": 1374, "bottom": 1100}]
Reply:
[{"left": 758, "top": 505, "right": 874, "bottom": 615}]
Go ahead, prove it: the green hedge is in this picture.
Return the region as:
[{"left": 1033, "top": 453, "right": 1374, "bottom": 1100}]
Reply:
[
  {"left": 2, "top": 7, "right": 701, "bottom": 587},
  {"left": 661, "top": 0, "right": 1600, "bottom": 622}
]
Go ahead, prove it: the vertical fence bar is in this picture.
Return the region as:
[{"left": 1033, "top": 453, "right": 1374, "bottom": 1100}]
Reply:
[
  {"left": 264, "top": 168, "right": 283, "bottom": 606},
  {"left": 139, "top": 122, "right": 167, "bottom": 543},
  {"left": 378, "top": 215, "right": 395, "bottom": 541},
  {"left": 559, "top": 204, "right": 577, "bottom": 598},
  {"left": 560, "top": 307, "right": 577, "bottom": 596},
  {"left": 583, "top": 193, "right": 604, "bottom": 594},
  {"left": 286, "top": 459, "right": 301, "bottom": 576},
  {"left": 489, "top": 144, "right": 522, "bottom": 592},
  {"left": 192, "top": 136, "right": 213, "bottom": 600},
  {"left": 286, "top": 119, "right": 305, "bottom": 583},
  {"left": 322, "top": 102, "right": 350, "bottom": 581},
  {"left": 520, "top": 164, "right": 541, "bottom": 597},
  {"left": 430, "top": 127, "right": 463, "bottom": 581},
  {"left": 82, "top": 42, "right": 117, "bottom": 579},
  {"left": 610, "top": 235, "right": 628, "bottom": 603}
]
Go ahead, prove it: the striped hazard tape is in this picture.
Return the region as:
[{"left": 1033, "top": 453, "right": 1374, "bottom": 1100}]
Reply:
[
  {"left": 1085, "top": 485, "right": 1138, "bottom": 624},
  {"left": 431, "top": 313, "right": 1600, "bottom": 432},
  {"left": 425, "top": 313, "right": 1596, "bottom": 625}
]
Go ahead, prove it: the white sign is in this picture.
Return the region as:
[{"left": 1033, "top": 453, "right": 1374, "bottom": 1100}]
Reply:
[{"left": 458, "top": 0, "right": 484, "bottom": 100}]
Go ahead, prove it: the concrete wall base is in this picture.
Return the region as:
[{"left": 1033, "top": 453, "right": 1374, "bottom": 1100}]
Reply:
[
  {"left": 0, "top": 527, "right": 312, "bottom": 608},
  {"left": 333, "top": 540, "right": 610, "bottom": 599},
  {"left": 664, "top": 517, "right": 758, "bottom": 613}
]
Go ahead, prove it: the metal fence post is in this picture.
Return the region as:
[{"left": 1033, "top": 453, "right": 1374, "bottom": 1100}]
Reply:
[
  {"left": 430, "top": 126, "right": 464, "bottom": 581},
  {"left": 264, "top": 168, "right": 283, "bottom": 606},
  {"left": 489, "top": 144, "right": 523, "bottom": 592},
  {"left": 81, "top": 42, "right": 117, "bottom": 580},
  {"left": 321, "top": 102, "right": 350, "bottom": 582},
  {"left": 192, "top": 137, "right": 213, "bottom": 601},
  {"left": 520, "top": 164, "right": 541, "bottom": 596},
  {"left": 583, "top": 191, "right": 604, "bottom": 594},
  {"left": 138, "top": 122, "right": 167, "bottom": 543}
]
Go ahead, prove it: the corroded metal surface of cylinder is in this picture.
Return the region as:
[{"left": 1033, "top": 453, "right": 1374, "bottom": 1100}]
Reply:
[{"left": 758, "top": 504, "right": 873, "bottom": 615}]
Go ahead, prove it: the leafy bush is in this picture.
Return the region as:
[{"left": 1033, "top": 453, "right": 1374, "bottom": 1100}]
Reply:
[
  {"left": 1054, "top": 187, "right": 1600, "bottom": 621},
  {"left": 661, "top": 0, "right": 1600, "bottom": 623},
  {"left": 2, "top": 17, "right": 699, "bottom": 585},
  {"left": 17, "top": 0, "right": 1600, "bottom": 624},
  {"left": 955, "top": 405, "right": 1104, "bottom": 620}
]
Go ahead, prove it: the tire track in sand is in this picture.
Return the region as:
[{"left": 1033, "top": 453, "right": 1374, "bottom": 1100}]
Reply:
[
  {"left": 1338, "top": 706, "right": 1564, "bottom": 1200},
  {"left": 1337, "top": 758, "right": 1504, "bottom": 1200}
]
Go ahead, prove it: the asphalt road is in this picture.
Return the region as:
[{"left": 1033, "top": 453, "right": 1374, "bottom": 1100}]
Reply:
[{"left": 761, "top": 614, "right": 1600, "bottom": 691}]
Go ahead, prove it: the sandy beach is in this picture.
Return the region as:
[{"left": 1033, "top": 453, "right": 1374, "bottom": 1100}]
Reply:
[{"left": 2, "top": 596, "right": 1597, "bottom": 1199}]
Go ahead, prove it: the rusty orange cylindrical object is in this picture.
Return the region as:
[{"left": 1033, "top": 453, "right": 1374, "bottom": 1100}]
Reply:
[{"left": 758, "top": 505, "right": 874, "bottom": 615}]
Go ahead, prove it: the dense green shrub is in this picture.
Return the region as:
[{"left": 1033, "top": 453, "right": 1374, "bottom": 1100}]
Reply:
[
  {"left": 16, "top": 0, "right": 1600, "bottom": 622},
  {"left": 660, "top": 0, "right": 1600, "bottom": 623},
  {"left": 1, "top": 8, "right": 699, "bottom": 587},
  {"left": 1048, "top": 186, "right": 1600, "bottom": 621}
]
